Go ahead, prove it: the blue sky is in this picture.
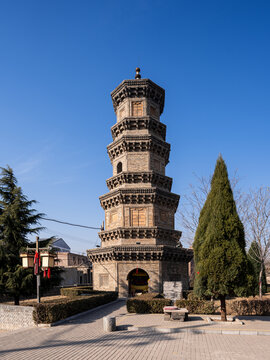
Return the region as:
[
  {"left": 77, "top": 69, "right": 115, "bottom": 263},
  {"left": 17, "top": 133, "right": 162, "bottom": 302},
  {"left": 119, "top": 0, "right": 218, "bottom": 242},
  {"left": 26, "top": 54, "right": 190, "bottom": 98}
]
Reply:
[{"left": 0, "top": 0, "right": 269, "bottom": 253}]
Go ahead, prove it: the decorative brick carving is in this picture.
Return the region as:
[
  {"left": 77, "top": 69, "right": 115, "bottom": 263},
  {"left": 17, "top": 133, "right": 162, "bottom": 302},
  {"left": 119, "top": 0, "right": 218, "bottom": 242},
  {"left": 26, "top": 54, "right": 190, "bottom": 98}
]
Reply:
[
  {"left": 99, "top": 188, "right": 180, "bottom": 211},
  {"left": 98, "top": 227, "right": 181, "bottom": 243},
  {"left": 106, "top": 171, "right": 172, "bottom": 191},
  {"left": 107, "top": 135, "right": 170, "bottom": 164},
  {"left": 87, "top": 246, "right": 193, "bottom": 263},
  {"left": 131, "top": 208, "right": 146, "bottom": 226},
  {"left": 111, "top": 79, "right": 165, "bottom": 114},
  {"left": 111, "top": 117, "right": 166, "bottom": 140},
  {"left": 132, "top": 101, "right": 143, "bottom": 116}
]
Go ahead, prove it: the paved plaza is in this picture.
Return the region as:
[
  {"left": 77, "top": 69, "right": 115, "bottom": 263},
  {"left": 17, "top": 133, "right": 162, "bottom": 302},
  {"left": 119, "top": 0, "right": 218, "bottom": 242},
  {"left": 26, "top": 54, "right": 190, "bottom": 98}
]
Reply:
[{"left": 0, "top": 300, "right": 270, "bottom": 360}]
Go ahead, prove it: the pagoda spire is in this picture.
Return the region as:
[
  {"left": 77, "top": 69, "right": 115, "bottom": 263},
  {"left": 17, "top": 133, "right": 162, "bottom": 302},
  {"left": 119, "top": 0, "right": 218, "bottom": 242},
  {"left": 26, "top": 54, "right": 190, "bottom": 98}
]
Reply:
[{"left": 135, "top": 67, "right": 141, "bottom": 79}]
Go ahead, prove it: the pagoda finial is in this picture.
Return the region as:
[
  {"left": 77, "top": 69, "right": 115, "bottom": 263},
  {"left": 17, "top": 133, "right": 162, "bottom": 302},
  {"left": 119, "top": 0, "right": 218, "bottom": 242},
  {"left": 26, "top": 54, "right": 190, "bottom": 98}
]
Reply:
[{"left": 135, "top": 67, "right": 141, "bottom": 79}]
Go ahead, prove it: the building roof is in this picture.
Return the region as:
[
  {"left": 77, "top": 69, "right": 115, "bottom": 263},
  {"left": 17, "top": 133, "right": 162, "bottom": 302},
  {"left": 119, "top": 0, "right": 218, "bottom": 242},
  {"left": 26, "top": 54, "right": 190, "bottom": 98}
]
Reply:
[{"left": 51, "top": 238, "right": 71, "bottom": 252}]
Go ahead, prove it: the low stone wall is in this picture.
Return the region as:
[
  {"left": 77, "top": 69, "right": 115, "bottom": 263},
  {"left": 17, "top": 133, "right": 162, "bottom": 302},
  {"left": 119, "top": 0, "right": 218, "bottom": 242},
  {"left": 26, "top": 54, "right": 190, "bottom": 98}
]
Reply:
[{"left": 0, "top": 304, "right": 35, "bottom": 330}]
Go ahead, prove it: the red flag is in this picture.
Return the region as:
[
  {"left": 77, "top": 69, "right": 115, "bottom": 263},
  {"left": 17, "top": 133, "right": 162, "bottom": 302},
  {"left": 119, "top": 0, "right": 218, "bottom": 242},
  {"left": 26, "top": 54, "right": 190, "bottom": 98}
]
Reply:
[
  {"left": 43, "top": 269, "right": 46, "bottom": 278},
  {"left": 47, "top": 268, "right": 51, "bottom": 279},
  {"left": 34, "top": 251, "right": 40, "bottom": 275}
]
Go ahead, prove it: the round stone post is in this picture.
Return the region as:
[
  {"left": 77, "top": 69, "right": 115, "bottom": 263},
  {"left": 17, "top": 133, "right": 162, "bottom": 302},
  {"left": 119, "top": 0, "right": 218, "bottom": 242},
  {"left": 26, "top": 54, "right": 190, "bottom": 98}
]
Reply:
[{"left": 103, "top": 316, "right": 116, "bottom": 332}]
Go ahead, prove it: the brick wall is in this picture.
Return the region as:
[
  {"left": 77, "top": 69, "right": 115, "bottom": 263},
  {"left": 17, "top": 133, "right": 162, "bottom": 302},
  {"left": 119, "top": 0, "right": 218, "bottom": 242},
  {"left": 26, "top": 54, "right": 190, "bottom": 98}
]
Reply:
[
  {"left": 92, "top": 262, "right": 118, "bottom": 292},
  {"left": 0, "top": 304, "right": 35, "bottom": 330}
]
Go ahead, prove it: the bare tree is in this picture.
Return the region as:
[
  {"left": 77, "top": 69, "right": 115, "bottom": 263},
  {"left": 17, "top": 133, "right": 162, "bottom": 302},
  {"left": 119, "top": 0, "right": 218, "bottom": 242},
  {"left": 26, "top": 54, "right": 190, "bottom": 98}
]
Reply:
[
  {"left": 177, "top": 170, "right": 243, "bottom": 247},
  {"left": 245, "top": 187, "right": 270, "bottom": 298}
]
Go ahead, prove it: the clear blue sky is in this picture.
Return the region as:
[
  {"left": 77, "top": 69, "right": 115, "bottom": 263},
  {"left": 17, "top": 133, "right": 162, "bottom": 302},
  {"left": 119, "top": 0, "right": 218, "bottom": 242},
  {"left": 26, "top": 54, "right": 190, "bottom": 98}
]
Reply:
[{"left": 0, "top": 0, "right": 269, "bottom": 253}]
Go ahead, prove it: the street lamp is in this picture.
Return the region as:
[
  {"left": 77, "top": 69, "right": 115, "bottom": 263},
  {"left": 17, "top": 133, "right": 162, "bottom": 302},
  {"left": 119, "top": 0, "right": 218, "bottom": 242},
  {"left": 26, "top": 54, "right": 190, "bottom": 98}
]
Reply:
[
  {"left": 20, "top": 236, "right": 55, "bottom": 303},
  {"left": 40, "top": 252, "right": 55, "bottom": 268},
  {"left": 20, "top": 252, "right": 34, "bottom": 268}
]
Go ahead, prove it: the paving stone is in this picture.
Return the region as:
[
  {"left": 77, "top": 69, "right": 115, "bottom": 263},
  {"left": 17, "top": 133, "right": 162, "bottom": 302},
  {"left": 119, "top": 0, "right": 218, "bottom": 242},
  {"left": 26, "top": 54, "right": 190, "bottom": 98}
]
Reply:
[
  {"left": 240, "top": 331, "right": 258, "bottom": 336},
  {"left": 221, "top": 330, "right": 240, "bottom": 335},
  {"left": 0, "top": 300, "right": 270, "bottom": 360},
  {"left": 257, "top": 331, "right": 270, "bottom": 336}
]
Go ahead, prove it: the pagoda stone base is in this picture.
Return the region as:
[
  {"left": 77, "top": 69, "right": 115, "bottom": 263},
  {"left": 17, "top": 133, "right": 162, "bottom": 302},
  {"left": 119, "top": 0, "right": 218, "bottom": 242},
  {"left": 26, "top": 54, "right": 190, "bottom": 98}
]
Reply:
[{"left": 88, "top": 246, "right": 193, "bottom": 297}]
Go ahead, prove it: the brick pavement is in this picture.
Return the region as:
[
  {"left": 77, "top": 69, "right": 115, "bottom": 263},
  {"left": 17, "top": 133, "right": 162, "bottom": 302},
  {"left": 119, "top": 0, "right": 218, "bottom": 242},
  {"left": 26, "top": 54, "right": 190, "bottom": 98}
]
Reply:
[
  {"left": 0, "top": 300, "right": 270, "bottom": 360},
  {"left": 117, "top": 312, "right": 270, "bottom": 334}
]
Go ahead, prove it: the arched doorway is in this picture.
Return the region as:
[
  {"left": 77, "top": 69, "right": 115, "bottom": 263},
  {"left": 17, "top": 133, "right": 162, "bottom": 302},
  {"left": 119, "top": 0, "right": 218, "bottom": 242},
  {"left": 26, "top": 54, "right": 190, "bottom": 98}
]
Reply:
[{"left": 127, "top": 268, "right": 149, "bottom": 296}]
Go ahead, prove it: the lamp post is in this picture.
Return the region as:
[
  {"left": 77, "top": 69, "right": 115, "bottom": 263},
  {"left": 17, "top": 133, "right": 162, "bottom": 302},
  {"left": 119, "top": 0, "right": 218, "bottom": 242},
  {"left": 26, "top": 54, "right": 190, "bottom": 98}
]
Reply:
[
  {"left": 35, "top": 236, "right": 41, "bottom": 303},
  {"left": 20, "top": 236, "right": 55, "bottom": 304}
]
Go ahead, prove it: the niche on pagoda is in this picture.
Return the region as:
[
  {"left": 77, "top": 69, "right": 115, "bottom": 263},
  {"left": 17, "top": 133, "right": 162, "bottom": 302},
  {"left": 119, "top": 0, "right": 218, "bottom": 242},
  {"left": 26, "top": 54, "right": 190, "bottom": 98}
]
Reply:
[
  {"left": 104, "top": 203, "right": 175, "bottom": 232},
  {"left": 116, "top": 98, "right": 161, "bottom": 123},
  {"left": 104, "top": 205, "right": 155, "bottom": 231}
]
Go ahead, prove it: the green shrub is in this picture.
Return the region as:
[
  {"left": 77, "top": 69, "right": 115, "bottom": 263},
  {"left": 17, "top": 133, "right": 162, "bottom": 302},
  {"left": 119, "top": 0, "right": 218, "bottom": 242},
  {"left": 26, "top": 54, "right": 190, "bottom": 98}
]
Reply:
[
  {"left": 175, "top": 299, "right": 216, "bottom": 314},
  {"left": 187, "top": 292, "right": 202, "bottom": 301},
  {"left": 230, "top": 299, "right": 270, "bottom": 316},
  {"left": 127, "top": 298, "right": 171, "bottom": 313},
  {"left": 133, "top": 293, "right": 165, "bottom": 300},
  {"left": 60, "top": 286, "right": 94, "bottom": 298},
  {"left": 33, "top": 291, "right": 118, "bottom": 324}
]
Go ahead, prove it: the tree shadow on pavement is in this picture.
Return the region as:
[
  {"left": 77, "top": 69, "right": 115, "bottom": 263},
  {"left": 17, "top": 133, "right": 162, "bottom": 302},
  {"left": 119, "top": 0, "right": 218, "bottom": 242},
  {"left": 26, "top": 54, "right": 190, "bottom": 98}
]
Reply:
[
  {"left": 59, "top": 299, "right": 127, "bottom": 325},
  {"left": 0, "top": 329, "right": 175, "bottom": 357}
]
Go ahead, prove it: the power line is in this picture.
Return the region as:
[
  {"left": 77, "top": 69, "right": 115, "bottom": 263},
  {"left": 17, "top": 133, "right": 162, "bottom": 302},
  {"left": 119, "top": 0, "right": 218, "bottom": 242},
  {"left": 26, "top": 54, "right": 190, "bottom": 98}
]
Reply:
[
  {"left": 41, "top": 217, "right": 101, "bottom": 230},
  {"left": 43, "top": 227, "right": 92, "bottom": 244}
]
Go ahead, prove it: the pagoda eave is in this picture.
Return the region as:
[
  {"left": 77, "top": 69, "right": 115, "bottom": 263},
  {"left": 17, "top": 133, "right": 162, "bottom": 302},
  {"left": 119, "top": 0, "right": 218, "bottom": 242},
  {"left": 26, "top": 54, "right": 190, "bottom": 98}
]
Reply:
[
  {"left": 111, "top": 79, "right": 165, "bottom": 114},
  {"left": 87, "top": 245, "right": 193, "bottom": 263},
  {"left": 107, "top": 135, "right": 170, "bottom": 164},
  {"left": 99, "top": 188, "right": 180, "bottom": 211},
  {"left": 98, "top": 227, "right": 182, "bottom": 242},
  {"left": 106, "top": 171, "right": 172, "bottom": 191},
  {"left": 111, "top": 116, "right": 167, "bottom": 141}
]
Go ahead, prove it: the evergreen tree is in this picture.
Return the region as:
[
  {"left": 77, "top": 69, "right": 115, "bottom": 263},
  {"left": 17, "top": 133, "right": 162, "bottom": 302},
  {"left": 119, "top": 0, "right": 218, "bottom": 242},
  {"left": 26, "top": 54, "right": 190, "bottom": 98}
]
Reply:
[
  {"left": 0, "top": 166, "right": 43, "bottom": 304},
  {"left": 248, "top": 241, "right": 267, "bottom": 296},
  {"left": 193, "top": 156, "right": 250, "bottom": 321}
]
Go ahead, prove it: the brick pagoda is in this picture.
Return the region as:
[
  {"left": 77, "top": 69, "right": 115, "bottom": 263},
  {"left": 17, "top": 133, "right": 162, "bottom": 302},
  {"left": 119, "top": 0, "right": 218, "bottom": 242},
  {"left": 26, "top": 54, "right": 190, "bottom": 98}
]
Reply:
[{"left": 87, "top": 68, "right": 193, "bottom": 297}]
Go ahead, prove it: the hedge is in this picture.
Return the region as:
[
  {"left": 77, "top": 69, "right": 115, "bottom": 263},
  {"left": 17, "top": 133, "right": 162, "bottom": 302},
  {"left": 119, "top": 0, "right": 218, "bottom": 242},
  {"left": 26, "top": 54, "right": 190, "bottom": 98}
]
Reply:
[
  {"left": 33, "top": 291, "right": 118, "bottom": 324},
  {"left": 230, "top": 299, "right": 270, "bottom": 316},
  {"left": 127, "top": 296, "right": 171, "bottom": 313},
  {"left": 60, "top": 286, "right": 94, "bottom": 298},
  {"left": 131, "top": 293, "right": 165, "bottom": 301},
  {"left": 175, "top": 299, "right": 216, "bottom": 314}
]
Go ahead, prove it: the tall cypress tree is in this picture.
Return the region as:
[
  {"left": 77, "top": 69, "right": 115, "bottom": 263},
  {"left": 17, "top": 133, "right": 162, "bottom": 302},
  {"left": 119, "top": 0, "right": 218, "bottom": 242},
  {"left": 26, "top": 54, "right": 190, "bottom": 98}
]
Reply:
[
  {"left": 0, "top": 166, "right": 43, "bottom": 304},
  {"left": 193, "top": 156, "right": 249, "bottom": 321}
]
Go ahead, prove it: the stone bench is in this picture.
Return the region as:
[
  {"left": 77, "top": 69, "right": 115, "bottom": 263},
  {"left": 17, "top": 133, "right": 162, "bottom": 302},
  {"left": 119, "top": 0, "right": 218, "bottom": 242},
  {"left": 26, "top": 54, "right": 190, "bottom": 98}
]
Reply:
[{"left": 163, "top": 306, "right": 189, "bottom": 321}]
